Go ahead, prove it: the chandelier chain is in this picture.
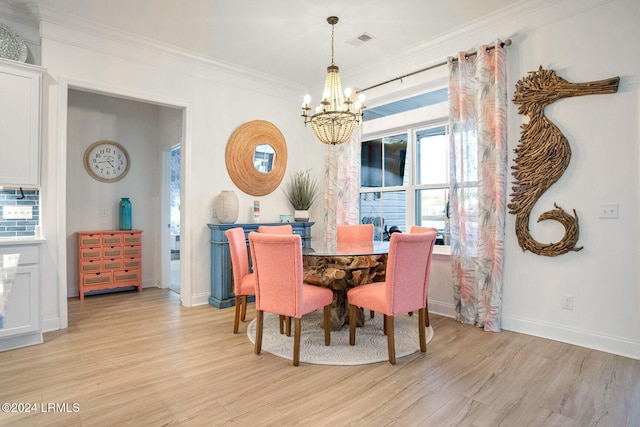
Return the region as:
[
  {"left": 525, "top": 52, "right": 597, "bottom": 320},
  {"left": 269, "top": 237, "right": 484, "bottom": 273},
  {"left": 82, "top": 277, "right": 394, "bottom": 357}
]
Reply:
[{"left": 331, "top": 22, "right": 335, "bottom": 66}]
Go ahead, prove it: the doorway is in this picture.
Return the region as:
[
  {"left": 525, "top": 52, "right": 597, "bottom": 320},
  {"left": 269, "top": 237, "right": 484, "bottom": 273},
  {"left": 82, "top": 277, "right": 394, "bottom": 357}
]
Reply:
[
  {"left": 65, "top": 87, "right": 188, "bottom": 304},
  {"left": 168, "top": 145, "right": 181, "bottom": 293}
]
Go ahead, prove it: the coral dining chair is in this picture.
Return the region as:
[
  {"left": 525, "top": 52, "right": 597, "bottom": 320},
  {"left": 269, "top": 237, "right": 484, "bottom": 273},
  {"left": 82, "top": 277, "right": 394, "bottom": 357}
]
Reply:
[
  {"left": 410, "top": 226, "right": 437, "bottom": 234},
  {"left": 225, "top": 227, "right": 256, "bottom": 334},
  {"left": 337, "top": 223, "right": 374, "bottom": 243},
  {"left": 409, "top": 226, "right": 437, "bottom": 327},
  {"left": 258, "top": 224, "right": 293, "bottom": 234},
  {"left": 258, "top": 223, "right": 294, "bottom": 334},
  {"left": 337, "top": 223, "right": 375, "bottom": 318},
  {"left": 248, "top": 232, "right": 333, "bottom": 366},
  {"left": 347, "top": 230, "right": 437, "bottom": 364}
]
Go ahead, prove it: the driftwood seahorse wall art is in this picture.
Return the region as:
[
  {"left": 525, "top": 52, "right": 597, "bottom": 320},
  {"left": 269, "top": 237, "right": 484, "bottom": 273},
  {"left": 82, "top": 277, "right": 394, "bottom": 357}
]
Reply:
[{"left": 509, "top": 67, "right": 619, "bottom": 257}]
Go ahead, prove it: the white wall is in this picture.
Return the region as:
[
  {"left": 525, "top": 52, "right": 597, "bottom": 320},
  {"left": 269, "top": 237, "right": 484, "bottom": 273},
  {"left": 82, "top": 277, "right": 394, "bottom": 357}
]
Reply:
[
  {"left": 356, "top": 0, "right": 640, "bottom": 359},
  {"left": 28, "top": 3, "right": 325, "bottom": 319},
  {"left": 500, "top": 0, "right": 638, "bottom": 359},
  {"left": 1, "top": 0, "right": 637, "bottom": 359}
]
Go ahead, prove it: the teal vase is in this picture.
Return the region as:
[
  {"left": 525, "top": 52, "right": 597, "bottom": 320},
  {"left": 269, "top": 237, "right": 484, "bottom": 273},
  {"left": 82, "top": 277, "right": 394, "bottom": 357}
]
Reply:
[{"left": 119, "top": 197, "right": 132, "bottom": 230}]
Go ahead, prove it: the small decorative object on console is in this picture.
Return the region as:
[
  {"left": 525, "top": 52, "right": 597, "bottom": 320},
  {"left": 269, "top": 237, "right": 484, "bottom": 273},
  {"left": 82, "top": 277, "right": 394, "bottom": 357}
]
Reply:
[
  {"left": 284, "top": 169, "right": 319, "bottom": 222},
  {"left": 216, "top": 190, "right": 239, "bottom": 224}
]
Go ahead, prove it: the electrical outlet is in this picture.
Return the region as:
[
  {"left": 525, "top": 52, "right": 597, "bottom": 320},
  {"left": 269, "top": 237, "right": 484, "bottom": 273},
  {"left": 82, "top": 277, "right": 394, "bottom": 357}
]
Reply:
[
  {"left": 562, "top": 295, "right": 574, "bottom": 310},
  {"left": 2, "top": 205, "right": 33, "bottom": 219},
  {"left": 599, "top": 203, "right": 619, "bottom": 219},
  {"left": 101, "top": 209, "right": 108, "bottom": 218}
]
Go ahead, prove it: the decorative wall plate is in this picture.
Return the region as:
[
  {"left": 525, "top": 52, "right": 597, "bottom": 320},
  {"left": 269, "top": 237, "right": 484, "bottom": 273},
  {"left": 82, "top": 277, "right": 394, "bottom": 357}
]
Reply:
[{"left": 0, "top": 23, "right": 27, "bottom": 62}]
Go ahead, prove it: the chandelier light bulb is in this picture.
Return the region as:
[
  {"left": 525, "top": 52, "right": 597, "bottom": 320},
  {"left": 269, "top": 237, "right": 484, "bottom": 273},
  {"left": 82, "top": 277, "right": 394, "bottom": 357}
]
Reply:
[
  {"left": 344, "top": 88, "right": 352, "bottom": 98},
  {"left": 303, "top": 94, "right": 311, "bottom": 105}
]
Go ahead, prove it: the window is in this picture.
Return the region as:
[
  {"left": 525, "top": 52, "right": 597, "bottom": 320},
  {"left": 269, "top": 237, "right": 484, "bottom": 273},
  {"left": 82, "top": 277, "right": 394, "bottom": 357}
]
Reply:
[{"left": 360, "top": 89, "right": 450, "bottom": 244}]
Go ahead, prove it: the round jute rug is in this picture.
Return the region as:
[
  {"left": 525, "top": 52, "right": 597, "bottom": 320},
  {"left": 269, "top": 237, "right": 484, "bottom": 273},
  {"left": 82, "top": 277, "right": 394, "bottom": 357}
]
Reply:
[{"left": 247, "top": 310, "right": 434, "bottom": 365}]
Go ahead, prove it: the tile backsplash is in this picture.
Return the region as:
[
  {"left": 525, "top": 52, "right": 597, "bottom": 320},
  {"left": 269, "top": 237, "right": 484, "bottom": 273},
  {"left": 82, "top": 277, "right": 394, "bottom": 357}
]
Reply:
[{"left": 0, "top": 189, "right": 40, "bottom": 238}]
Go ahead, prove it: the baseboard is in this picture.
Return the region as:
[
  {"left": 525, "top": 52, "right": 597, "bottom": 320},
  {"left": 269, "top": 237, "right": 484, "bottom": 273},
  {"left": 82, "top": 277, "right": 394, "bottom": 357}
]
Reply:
[
  {"left": 0, "top": 331, "right": 43, "bottom": 351},
  {"left": 428, "top": 301, "right": 639, "bottom": 360},
  {"left": 502, "top": 315, "right": 640, "bottom": 360},
  {"left": 428, "top": 300, "right": 456, "bottom": 319},
  {"left": 191, "top": 292, "right": 212, "bottom": 307},
  {"left": 42, "top": 316, "right": 60, "bottom": 332}
]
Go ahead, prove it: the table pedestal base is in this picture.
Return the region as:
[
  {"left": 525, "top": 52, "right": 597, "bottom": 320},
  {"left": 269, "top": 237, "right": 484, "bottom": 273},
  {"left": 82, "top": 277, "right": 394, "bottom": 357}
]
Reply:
[{"left": 303, "top": 254, "right": 387, "bottom": 330}]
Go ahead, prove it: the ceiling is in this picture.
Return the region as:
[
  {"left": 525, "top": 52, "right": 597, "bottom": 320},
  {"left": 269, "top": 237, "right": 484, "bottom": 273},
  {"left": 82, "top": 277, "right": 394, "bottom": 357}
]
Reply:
[{"left": 6, "top": 0, "right": 520, "bottom": 89}]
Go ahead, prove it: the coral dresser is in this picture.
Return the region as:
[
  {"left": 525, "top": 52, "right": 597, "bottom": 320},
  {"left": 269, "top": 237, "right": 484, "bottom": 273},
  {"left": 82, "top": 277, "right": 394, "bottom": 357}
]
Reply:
[{"left": 77, "top": 230, "right": 143, "bottom": 299}]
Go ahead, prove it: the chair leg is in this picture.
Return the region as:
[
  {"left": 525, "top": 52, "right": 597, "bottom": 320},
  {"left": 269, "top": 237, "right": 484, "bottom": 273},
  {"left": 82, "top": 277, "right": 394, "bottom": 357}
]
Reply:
[
  {"left": 370, "top": 310, "right": 374, "bottom": 318},
  {"left": 240, "top": 295, "right": 248, "bottom": 321},
  {"left": 418, "top": 308, "right": 427, "bottom": 353},
  {"left": 234, "top": 296, "right": 242, "bottom": 334},
  {"left": 255, "top": 310, "right": 264, "bottom": 355},
  {"left": 323, "top": 305, "right": 331, "bottom": 346},
  {"left": 349, "top": 304, "right": 357, "bottom": 345},
  {"left": 383, "top": 315, "right": 387, "bottom": 335},
  {"left": 277, "top": 316, "right": 293, "bottom": 336},
  {"left": 385, "top": 315, "right": 396, "bottom": 365},
  {"left": 293, "top": 317, "right": 302, "bottom": 366},
  {"left": 425, "top": 299, "right": 430, "bottom": 327}
]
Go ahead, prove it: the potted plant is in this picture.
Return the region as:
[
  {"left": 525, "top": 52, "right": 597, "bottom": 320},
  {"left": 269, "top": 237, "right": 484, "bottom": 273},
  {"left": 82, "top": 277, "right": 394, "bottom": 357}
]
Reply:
[{"left": 284, "top": 169, "right": 320, "bottom": 222}]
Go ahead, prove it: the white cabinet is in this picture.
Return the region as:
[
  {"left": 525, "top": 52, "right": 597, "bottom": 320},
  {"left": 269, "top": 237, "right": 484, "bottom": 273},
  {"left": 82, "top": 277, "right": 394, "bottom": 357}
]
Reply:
[
  {"left": 0, "top": 244, "right": 41, "bottom": 351},
  {"left": 0, "top": 59, "right": 44, "bottom": 187}
]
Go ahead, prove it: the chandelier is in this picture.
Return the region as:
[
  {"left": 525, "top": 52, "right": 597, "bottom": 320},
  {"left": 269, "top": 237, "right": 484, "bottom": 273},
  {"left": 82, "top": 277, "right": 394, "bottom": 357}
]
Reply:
[{"left": 301, "top": 16, "right": 365, "bottom": 145}]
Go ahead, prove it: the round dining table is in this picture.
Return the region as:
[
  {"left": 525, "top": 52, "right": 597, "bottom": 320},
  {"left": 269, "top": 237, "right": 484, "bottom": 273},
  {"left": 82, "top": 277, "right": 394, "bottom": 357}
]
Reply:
[{"left": 302, "top": 240, "right": 389, "bottom": 330}]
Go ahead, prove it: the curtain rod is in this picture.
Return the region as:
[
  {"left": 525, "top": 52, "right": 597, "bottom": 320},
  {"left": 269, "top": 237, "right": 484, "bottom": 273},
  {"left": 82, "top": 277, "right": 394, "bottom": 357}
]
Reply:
[{"left": 360, "top": 39, "right": 512, "bottom": 93}]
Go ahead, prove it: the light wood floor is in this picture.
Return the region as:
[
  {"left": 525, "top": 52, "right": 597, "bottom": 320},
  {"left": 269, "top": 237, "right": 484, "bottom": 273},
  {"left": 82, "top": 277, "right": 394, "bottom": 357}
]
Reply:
[{"left": 0, "top": 288, "right": 638, "bottom": 426}]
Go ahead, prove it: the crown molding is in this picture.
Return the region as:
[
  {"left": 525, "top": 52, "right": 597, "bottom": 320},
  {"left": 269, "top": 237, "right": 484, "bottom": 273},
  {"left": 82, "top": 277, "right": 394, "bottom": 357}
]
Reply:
[
  {"left": 0, "top": 2, "right": 39, "bottom": 45},
  {"left": 26, "top": 3, "right": 305, "bottom": 93},
  {"left": 345, "top": 0, "right": 614, "bottom": 92}
]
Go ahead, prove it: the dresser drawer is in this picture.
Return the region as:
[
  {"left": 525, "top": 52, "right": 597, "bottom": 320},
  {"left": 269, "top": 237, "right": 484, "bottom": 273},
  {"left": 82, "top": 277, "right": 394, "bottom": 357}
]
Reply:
[
  {"left": 81, "top": 271, "right": 112, "bottom": 286},
  {"left": 102, "top": 232, "right": 123, "bottom": 246},
  {"left": 113, "top": 269, "right": 141, "bottom": 286},
  {"left": 123, "top": 257, "right": 141, "bottom": 269},
  {"left": 80, "top": 247, "right": 102, "bottom": 260},
  {"left": 103, "top": 258, "right": 123, "bottom": 270},
  {"left": 79, "top": 233, "right": 102, "bottom": 247},
  {"left": 122, "top": 232, "right": 142, "bottom": 244},
  {"left": 102, "top": 246, "right": 123, "bottom": 258},
  {"left": 80, "top": 259, "right": 102, "bottom": 273},
  {"left": 123, "top": 245, "right": 141, "bottom": 257}
]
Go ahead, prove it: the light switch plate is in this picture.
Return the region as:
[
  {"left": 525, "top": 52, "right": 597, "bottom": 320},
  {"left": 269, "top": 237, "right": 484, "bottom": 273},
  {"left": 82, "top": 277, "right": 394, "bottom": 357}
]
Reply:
[
  {"left": 599, "top": 203, "right": 619, "bottom": 219},
  {"left": 2, "top": 205, "right": 33, "bottom": 219}
]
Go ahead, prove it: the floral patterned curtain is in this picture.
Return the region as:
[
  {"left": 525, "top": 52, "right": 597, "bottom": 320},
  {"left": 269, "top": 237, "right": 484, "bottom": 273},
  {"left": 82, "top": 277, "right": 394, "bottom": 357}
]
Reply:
[
  {"left": 324, "top": 127, "right": 362, "bottom": 242},
  {"left": 448, "top": 41, "right": 507, "bottom": 332}
]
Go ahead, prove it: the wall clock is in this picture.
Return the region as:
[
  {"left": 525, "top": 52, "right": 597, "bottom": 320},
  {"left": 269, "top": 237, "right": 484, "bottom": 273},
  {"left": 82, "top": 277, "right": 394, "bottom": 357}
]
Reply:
[{"left": 83, "top": 140, "right": 130, "bottom": 183}]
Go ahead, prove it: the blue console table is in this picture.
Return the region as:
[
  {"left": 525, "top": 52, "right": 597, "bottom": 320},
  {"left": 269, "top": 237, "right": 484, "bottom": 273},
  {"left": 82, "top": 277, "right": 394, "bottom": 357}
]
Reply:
[{"left": 207, "top": 222, "right": 314, "bottom": 308}]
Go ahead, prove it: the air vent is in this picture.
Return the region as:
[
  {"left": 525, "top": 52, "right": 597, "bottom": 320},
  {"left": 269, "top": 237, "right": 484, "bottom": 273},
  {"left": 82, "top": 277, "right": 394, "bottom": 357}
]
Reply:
[{"left": 347, "top": 32, "right": 374, "bottom": 47}]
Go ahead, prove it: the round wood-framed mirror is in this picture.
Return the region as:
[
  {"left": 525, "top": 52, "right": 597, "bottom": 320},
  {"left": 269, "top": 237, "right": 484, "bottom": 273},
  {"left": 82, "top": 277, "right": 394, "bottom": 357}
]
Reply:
[{"left": 225, "top": 120, "right": 287, "bottom": 196}]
